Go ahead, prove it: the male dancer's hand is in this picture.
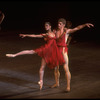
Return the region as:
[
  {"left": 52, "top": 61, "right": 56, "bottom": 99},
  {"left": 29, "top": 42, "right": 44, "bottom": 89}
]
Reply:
[{"left": 86, "top": 23, "right": 94, "bottom": 28}]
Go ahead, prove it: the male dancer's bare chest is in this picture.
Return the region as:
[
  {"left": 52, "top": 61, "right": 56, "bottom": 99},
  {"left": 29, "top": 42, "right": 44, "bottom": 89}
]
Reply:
[{"left": 56, "top": 31, "right": 63, "bottom": 39}]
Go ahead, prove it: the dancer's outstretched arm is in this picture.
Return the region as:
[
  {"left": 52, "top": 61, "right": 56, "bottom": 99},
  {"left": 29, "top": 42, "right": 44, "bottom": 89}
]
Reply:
[
  {"left": 19, "top": 33, "right": 46, "bottom": 38},
  {"left": 0, "top": 12, "right": 5, "bottom": 24},
  {"left": 66, "top": 23, "right": 94, "bottom": 34}
]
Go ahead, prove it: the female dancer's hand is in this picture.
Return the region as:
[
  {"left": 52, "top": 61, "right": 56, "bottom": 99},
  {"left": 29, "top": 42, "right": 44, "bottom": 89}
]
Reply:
[{"left": 19, "top": 34, "right": 26, "bottom": 38}]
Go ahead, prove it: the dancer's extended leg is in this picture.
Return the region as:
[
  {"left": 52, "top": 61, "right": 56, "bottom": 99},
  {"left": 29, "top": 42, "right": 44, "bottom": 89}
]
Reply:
[{"left": 6, "top": 50, "right": 35, "bottom": 57}]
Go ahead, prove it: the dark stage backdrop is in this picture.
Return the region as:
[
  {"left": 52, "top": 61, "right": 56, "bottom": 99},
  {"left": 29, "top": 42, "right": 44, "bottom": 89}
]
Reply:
[{"left": 0, "top": 0, "right": 100, "bottom": 42}]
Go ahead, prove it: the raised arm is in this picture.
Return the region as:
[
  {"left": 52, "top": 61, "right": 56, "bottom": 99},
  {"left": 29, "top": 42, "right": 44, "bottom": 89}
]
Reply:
[
  {"left": 0, "top": 12, "right": 5, "bottom": 24},
  {"left": 19, "top": 34, "right": 46, "bottom": 38},
  {"left": 67, "top": 23, "right": 94, "bottom": 34},
  {"left": 2, "top": 13, "right": 5, "bottom": 20}
]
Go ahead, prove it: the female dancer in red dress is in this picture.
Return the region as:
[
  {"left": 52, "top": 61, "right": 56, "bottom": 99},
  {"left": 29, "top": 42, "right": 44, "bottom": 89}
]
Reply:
[{"left": 6, "top": 22, "right": 65, "bottom": 90}]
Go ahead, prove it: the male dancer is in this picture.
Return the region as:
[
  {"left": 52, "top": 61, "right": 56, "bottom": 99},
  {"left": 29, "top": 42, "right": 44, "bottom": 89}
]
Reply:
[{"left": 52, "top": 18, "right": 94, "bottom": 92}]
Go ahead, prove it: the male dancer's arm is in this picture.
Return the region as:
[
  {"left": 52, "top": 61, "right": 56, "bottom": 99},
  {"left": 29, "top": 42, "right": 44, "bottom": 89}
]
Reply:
[{"left": 67, "top": 23, "right": 94, "bottom": 34}]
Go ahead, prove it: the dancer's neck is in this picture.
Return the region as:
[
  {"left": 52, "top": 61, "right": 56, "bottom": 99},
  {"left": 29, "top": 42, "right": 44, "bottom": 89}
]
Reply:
[{"left": 47, "top": 29, "right": 52, "bottom": 33}]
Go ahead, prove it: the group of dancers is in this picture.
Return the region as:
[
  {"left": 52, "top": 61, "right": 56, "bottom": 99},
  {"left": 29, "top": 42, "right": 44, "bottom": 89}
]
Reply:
[{"left": 6, "top": 18, "right": 94, "bottom": 92}]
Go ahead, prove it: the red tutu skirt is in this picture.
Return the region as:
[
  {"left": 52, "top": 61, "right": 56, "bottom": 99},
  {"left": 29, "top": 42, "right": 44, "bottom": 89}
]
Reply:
[{"left": 34, "top": 36, "right": 65, "bottom": 69}]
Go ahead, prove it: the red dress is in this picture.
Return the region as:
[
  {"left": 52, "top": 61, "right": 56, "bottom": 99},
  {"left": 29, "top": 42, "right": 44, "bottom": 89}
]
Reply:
[
  {"left": 56, "top": 33, "right": 68, "bottom": 54},
  {"left": 34, "top": 34, "right": 65, "bottom": 69}
]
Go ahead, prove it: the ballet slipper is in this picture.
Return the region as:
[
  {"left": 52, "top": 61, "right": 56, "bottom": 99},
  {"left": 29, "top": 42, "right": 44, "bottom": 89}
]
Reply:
[
  {"left": 6, "top": 54, "right": 16, "bottom": 57},
  {"left": 51, "top": 70, "right": 60, "bottom": 88},
  {"left": 51, "top": 83, "right": 59, "bottom": 88},
  {"left": 65, "top": 87, "right": 70, "bottom": 92},
  {"left": 38, "top": 80, "right": 43, "bottom": 90}
]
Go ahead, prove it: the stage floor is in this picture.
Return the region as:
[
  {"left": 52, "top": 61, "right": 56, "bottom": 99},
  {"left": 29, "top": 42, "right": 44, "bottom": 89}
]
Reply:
[{"left": 0, "top": 30, "right": 100, "bottom": 99}]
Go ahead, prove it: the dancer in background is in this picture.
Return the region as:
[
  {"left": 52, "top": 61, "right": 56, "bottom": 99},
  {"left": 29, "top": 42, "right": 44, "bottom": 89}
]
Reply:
[
  {"left": 0, "top": 10, "right": 5, "bottom": 30},
  {"left": 66, "top": 21, "right": 72, "bottom": 46}
]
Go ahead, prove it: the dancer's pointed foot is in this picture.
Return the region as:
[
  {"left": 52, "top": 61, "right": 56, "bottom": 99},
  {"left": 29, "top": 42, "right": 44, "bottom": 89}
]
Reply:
[
  {"left": 51, "top": 83, "right": 59, "bottom": 88},
  {"left": 38, "top": 80, "right": 43, "bottom": 90},
  {"left": 6, "top": 54, "right": 16, "bottom": 57}
]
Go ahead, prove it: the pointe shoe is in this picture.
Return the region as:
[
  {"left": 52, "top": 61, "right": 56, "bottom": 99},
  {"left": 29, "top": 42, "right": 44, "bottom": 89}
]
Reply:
[
  {"left": 51, "top": 83, "right": 59, "bottom": 88},
  {"left": 38, "top": 80, "right": 43, "bottom": 90},
  {"left": 6, "top": 54, "right": 16, "bottom": 57}
]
